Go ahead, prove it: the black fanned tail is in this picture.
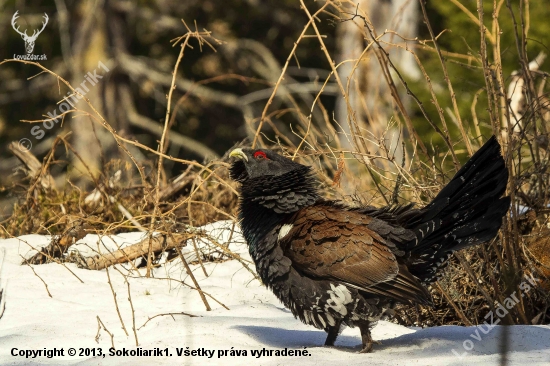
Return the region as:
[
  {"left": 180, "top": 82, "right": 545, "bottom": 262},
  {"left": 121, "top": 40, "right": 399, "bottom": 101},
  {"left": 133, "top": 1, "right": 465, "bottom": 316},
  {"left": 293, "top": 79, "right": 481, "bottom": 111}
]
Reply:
[{"left": 401, "top": 136, "right": 510, "bottom": 283}]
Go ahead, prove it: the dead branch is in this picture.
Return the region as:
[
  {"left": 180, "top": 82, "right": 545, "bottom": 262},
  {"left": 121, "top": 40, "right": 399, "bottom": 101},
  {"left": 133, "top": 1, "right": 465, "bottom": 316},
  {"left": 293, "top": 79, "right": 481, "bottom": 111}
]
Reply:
[
  {"left": 95, "top": 316, "right": 115, "bottom": 349},
  {"left": 118, "top": 84, "right": 219, "bottom": 159},
  {"left": 175, "top": 245, "right": 211, "bottom": 311},
  {"left": 83, "top": 233, "right": 192, "bottom": 270},
  {"left": 117, "top": 52, "right": 251, "bottom": 114},
  {"left": 25, "top": 215, "right": 88, "bottom": 264},
  {"left": 104, "top": 265, "right": 129, "bottom": 336},
  {"left": 159, "top": 164, "right": 194, "bottom": 200},
  {"left": 126, "top": 280, "right": 139, "bottom": 346},
  {"left": 138, "top": 311, "right": 199, "bottom": 331},
  {"left": 8, "top": 141, "right": 55, "bottom": 190}
]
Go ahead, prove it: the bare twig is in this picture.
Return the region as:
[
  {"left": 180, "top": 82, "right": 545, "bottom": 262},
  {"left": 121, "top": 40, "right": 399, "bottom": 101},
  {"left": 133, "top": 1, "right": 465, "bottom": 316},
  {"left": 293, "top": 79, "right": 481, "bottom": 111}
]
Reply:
[
  {"left": 21, "top": 256, "right": 52, "bottom": 298},
  {"left": 104, "top": 265, "right": 129, "bottom": 337},
  {"left": 138, "top": 312, "right": 198, "bottom": 331},
  {"left": 126, "top": 280, "right": 139, "bottom": 346},
  {"left": 96, "top": 316, "right": 115, "bottom": 349},
  {"left": 175, "top": 246, "right": 211, "bottom": 311}
]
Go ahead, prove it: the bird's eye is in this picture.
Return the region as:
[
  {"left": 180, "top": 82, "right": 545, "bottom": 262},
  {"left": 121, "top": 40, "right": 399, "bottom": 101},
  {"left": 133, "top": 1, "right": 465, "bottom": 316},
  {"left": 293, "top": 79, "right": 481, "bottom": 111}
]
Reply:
[{"left": 254, "top": 151, "right": 267, "bottom": 159}]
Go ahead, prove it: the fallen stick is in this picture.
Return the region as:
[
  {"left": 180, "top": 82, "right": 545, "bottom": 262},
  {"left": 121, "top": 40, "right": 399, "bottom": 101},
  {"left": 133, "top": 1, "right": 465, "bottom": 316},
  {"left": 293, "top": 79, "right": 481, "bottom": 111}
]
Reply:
[
  {"left": 84, "top": 233, "right": 192, "bottom": 270},
  {"left": 8, "top": 141, "right": 55, "bottom": 190},
  {"left": 159, "top": 164, "right": 195, "bottom": 200}
]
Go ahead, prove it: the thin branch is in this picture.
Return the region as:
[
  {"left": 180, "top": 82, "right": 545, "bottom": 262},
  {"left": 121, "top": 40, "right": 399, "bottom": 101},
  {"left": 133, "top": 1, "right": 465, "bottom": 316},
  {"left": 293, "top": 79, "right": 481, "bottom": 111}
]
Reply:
[{"left": 175, "top": 246, "right": 211, "bottom": 311}]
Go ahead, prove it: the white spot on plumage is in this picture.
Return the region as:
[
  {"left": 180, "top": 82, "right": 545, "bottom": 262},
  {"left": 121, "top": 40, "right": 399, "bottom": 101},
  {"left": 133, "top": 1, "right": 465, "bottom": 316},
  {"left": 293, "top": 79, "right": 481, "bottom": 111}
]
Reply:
[
  {"left": 304, "top": 310, "right": 311, "bottom": 324},
  {"left": 311, "top": 315, "right": 319, "bottom": 328},
  {"left": 325, "top": 284, "right": 353, "bottom": 316},
  {"left": 317, "top": 314, "right": 326, "bottom": 328},
  {"left": 278, "top": 224, "right": 293, "bottom": 241}
]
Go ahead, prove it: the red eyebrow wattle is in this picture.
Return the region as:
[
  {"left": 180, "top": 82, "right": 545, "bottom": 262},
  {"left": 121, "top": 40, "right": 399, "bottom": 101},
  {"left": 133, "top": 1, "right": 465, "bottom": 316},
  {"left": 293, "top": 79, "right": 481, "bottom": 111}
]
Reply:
[{"left": 254, "top": 151, "right": 267, "bottom": 159}]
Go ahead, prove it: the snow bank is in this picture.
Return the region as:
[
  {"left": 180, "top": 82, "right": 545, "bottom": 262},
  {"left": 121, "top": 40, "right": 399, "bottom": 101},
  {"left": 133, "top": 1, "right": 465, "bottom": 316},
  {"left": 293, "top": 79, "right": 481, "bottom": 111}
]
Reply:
[{"left": 0, "top": 221, "right": 548, "bottom": 365}]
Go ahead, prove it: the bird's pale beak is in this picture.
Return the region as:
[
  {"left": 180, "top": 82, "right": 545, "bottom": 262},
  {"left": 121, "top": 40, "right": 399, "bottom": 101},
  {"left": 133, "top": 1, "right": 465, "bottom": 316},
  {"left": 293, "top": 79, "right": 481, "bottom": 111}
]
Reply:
[{"left": 229, "top": 148, "right": 248, "bottom": 162}]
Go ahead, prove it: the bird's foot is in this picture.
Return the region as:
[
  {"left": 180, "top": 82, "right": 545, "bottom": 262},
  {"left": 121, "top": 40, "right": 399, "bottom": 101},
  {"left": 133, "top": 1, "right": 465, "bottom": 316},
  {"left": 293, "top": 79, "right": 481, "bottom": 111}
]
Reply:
[
  {"left": 359, "top": 339, "right": 382, "bottom": 353},
  {"left": 359, "top": 339, "right": 381, "bottom": 353},
  {"left": 359, "top": 342, "right": 373, "bottom": 353},
  {"left": 358, "top": 322, "right": 380, "bottom": 353}
]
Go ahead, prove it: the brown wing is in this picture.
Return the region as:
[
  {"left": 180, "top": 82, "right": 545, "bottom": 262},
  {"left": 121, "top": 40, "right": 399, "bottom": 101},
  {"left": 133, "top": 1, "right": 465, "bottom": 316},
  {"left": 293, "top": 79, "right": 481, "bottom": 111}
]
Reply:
[{"left": 281, "top": 204, "right": 431, "bottom": 304}]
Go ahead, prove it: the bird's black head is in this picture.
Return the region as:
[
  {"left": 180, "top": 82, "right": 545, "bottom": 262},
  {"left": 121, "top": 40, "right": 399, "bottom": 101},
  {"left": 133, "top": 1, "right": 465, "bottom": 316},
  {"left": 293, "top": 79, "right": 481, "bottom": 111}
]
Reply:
[
  {"left": 229, "top": 148, "right": 306, "bottom": 183},
  {"left": 229, "top": 146, "right": 319, "bottom": 214}
]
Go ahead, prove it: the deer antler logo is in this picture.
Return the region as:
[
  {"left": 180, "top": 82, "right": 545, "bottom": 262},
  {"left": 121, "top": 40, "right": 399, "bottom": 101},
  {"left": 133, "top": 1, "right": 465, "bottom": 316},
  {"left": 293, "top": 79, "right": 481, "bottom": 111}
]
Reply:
[{"left": 11, "top": 11, "right": 49, "bottom": 54}]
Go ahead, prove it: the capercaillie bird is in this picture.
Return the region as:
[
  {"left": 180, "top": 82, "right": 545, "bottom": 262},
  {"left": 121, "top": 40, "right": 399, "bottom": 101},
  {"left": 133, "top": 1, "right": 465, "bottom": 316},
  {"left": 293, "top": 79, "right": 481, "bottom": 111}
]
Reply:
[{"left": 229, "top": 136, "right": 510, "bottom": 353}]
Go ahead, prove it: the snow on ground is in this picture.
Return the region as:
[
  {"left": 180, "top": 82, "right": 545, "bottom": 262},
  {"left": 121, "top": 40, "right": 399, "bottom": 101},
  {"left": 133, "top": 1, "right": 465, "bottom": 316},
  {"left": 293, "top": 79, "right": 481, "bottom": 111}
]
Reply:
[{"left": 0, "top": 221, "right": 548, "bottom": 365}]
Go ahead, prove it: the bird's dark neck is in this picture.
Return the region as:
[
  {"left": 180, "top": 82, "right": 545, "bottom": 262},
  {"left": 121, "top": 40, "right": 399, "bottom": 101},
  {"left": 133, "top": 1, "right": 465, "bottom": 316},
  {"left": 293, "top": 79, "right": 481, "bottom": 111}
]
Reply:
[
  {"left": 238, "top": 166, "right": 319, "bottom": 255},
  {"left": 238, "top": 200, "right": 288, "bottom": 256}
]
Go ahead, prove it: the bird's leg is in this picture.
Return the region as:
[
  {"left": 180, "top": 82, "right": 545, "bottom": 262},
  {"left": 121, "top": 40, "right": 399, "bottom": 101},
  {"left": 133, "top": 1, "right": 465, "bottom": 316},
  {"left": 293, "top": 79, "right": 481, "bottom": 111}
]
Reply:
[
  {"left": 359, "top": 323, "right": 374, "bottom": 353},
  {"left": 324, "top": 319, "right": 342, "bottom": 346}
]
